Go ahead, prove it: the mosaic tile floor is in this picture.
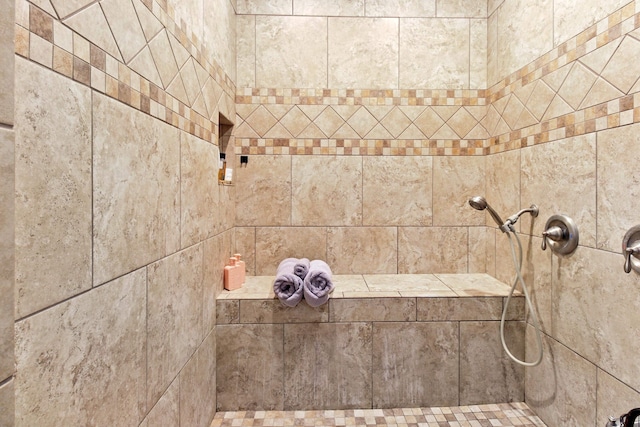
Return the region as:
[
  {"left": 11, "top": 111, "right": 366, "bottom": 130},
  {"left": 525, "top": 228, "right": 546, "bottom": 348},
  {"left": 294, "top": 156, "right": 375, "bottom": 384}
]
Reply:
[{"left": 211, "top": 402, "right": 547, "bottom": 427}]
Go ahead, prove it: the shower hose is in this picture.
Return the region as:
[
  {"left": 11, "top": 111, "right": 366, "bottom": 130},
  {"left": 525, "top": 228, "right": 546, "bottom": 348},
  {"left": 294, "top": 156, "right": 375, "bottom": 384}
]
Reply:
[{"left": 502, "top": 230, "right": 543, "bottom": 367}]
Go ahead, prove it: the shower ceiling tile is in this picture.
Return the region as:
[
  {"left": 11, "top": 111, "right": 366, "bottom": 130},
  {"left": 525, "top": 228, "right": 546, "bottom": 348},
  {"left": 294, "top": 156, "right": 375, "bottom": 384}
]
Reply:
[
  {"left": 347, "top": 107, "right": 377, "bottom": 138},
  {"left": 63, "top": 3, "right": 122, "bottom": 62},
  {"left": 101, "top": 0, "right": 147, "bottom": 64},
  {"left": 245, "top": 105, "right": 278, "bottom": 136},
  {"left": 280, "top": 106, "right": 311, "bottom": 137},
  {"left": 447, "top": 107, "right": 477, "bottom": 138},
  {"left": 314, "top": 107, "right": 344, "bottom": 137},
  {"left": 128, "top": 45, "right": 163, "bottom": 88},
  {"left": 557, "top": 62, "right": 597, "bottom": 110},
  {"left": 132, "top": 0, "right": 163, "bottom": 41},
  {"left": 579, "top": 77, "right": 624, "bottom": 109},
  {"left": 414, "top": 108, "right": 445, "bottom": 138},
  {"left": 379, "top": 107, "right": 411, "bottom": 138},
  {"left": 148, "top": 30, "right": 179, "bottom": 89},
  {"left": 601, "top": 36, "right": 640, "bottom": 94}
]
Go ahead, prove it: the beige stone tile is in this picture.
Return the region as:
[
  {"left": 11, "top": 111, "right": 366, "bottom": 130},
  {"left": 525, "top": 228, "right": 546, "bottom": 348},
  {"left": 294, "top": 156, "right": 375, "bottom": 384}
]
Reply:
[
  {"left": 14, "top": 58, "right": 92, "bottom": 318},
  {"left": 205, "top": 0, "right": 236, "bottom": 81},
  {"left": 398, "top": 227, "right": 469, "bottom": 273},
  {"left": 488, "top": 0, "right": 503, "bottom": 15},
  {"left": 234, "top": 227, "right": 256, "bottom": 276},
  {"left": 179, "top": 331, "right": 216, "bottom": 427},
  {"left": 470, "top": 19, "right": 487, "bottom": 89},
  {"left": 373, "top": 322, "right": 458, "bottom": 407},
  {"left": 520, "top": 134, "right": 596, "bottom": 247},
  {"left": 437, "top": 0, "right": 487, "bottom": 17},
  {"left": 294, "top": 0, "right": 364, "bottom": 16},
  {"left": 216, "top": 300, "right": 239, "bottom": 324},
  {"left": 142, "top": 379, "right": 179, "bottom": 426},
  {"left": 552, "top": 247, "right": 640, "bottom": 391},
  {"left": 417, "top": 297, "right": 503, "bottom": 321},
  {"left": 93, "top": 93, "right": 181, "bottom": 286},
  {"left": 147, "top": 245, "right": 203, "bottom": 408},
  {"left": 557, "top": 62, "right": 597, "bottom": 110},
  {"left": 255, "top": 227, "right": 327, "bottom": 275},
  {"left": 235, "top": 155, "right": 291, "bottom": 227},
  {"left": 330, "top": 298, "right": 415, "bottom": 322},
  {"left": 496, "top": 0, "right": 552, "bottom": 82},
  {"left": 328, "top": 17, "right": 398, "bottom": 88},
  {"left": 0, "top": 129, "right": 13, "bottom": 382},
  {"left": 292, "top": 156, "right": 362, "bottom": 226},
  {"left": 485, "top": 150, "right": 520, "bottom": 232},
  {"left": 327, "top": 227, "right": 397, "bottom": 274},
  {"left": 525, "top": 80, "right": 555, "bottom": 121},
  {"left": 203, "top": 234, "right": 227, "bottom": 328},
  {"left": 363, "top": 156, "right": 432, "bottom": 226},
  {"left": 240, "top": 300, "right": 329, "bottom": 323},
  {"left": 132, "top": 0, "right": 163, "bottom": 42},
  {"left": 216, "top": 324, "right": 284, "bottom": 410},
  {"left": 50, "top": 0, "right": 93, "bottom": 18},
  {"left": 460, "top": 321, "right": 524, "bottom": 405},
  {"left": 284, "top": 323, "right": 372, "bottom": 409},
  {"left": 554, "top": 0, "right": 629, "bottom": 47},
  {"left": 342, "top": 291, "right": 400, "bottom": 298},
  {"left": 15, "top": 269, "right": 146, "bottom": 426},
  {"left": 63, "top": 3, "right": 122, "bottom": 61},
  {"left": 256, "top": 16, "right": 327, "bottom": 88},
  {"left": 0, "top": 380, "right": 13, "bottom": 427},
  {"left": 331, "top": 275, "right": 368, "bottom": 292},
  {"left": 468, "top": 226, "right": 490, "bottom": 273},
  {"left": 222, "top": 275, "right": 274, "bottom": 298},
  {"left": 101, "top": 0, "right": 147, "bottom": 63},
  {"left": 0, "top": 0, "right": 14, "bottom": 126},
  {"left": 237, "top": 0, "right": 292, "bottom": 14},
  {"left": 181, "top": 133, "right": 218, "bottom": 248},
  {"left": 363, "top": 274, "right": 447, "bottom": 291},
  {"left": 525, "top": 326, "right": 597, "bottom": 427},
  {"left": 597, "top": 120, "right": 640, "bottom": 252},
  {"left": 433, "top": 156, "right": 485, "bottom": 226},
  {"left": 366, "top": 0, "right": 435, "bottom": 17},
  {"left": 487, "top": 11, "right": 498, "bottom": 86},
  {"left": 149, "top": 30, "right": 180, "bottom": 89},
  {"left": 436, "top": 273, "right": 512, "bottom": 296},
  {"left": 596, "top": 369, "right": 640, "bottom": 425},
  {"left": 236, "top": 15, "right": 255, "bottom": 88},
  {"left": 400, "top": 18, "right": 469, "bottom": 88}
]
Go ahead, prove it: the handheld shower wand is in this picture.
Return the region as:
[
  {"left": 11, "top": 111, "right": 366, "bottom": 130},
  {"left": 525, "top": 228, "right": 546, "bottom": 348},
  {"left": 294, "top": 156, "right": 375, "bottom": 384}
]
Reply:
[{"left": 468, "top": 196, "right": 509, "bottom": 232}]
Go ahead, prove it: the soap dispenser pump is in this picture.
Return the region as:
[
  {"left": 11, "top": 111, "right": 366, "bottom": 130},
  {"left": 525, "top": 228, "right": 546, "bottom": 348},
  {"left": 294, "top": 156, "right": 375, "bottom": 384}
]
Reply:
[{"left": 224, "top": 257, "right": 243, "bottom": 291}]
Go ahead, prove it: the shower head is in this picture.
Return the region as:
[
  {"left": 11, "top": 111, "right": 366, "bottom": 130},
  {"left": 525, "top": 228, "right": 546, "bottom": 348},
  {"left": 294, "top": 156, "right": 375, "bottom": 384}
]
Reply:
[{"left": 468, "top": 196, "right": 506, "bottom": 229}]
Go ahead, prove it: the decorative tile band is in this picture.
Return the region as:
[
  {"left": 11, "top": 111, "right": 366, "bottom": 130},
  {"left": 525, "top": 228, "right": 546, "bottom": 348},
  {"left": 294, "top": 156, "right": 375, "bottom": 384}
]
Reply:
[{"left": 14, "top": 0, "right": 236, "bottom": 145}]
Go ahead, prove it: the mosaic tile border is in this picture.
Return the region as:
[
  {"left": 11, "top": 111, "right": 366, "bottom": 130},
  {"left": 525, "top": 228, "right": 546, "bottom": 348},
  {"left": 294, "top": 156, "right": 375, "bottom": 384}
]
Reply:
[
  {"left": 14, "top": 0, "right": 236, "bottom": 145},
  {"left": 211, "top": 402, "right": 546, "bottom": 427}
]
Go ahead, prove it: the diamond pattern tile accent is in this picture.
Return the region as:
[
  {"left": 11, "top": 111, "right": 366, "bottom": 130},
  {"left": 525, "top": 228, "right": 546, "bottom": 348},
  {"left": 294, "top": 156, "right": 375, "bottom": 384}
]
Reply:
[
  {"left": 348, "top": 107, "right": 378, "bottom": 138},
  {"left": 541, "top": 95, "right": 573, "bottom": 122},
  {"left": 166, "top": 74, "right": 189, "bottom": 105},
  {"left": 132, "top": 0, "right": 163, "bottom": 42},
  {"left": 365, "top": 123, "right": 393, "bottom": 139},
  {"left": 414, "top": 108, "right": 445, "bottom": 138},
  {"left": 298, "top": 105, "right": 327, "bottom": 121},
  {"left": 264, "top": 122, "right": 293, "bottom": 139},
  {"left": 315, "top": 107, "right": 345, "bottom": 137},
  {"left": 180, "top": 58, "right": 201, "bottom": 106},
  {"left": 128, "top": 46, "right": 162, "bottom": 87},
  {"left": 526, "top": 81, "right": 556, "bottom": 121},
  {"left": 501, "top": 95, "right": 524, "bottom": 130},
  {"left": 580, "top": 78, "right": 624, "bottom": 109},
  {"left": 149, "top": 30, "right": 179, "bottom": 89},
  {"left": 281, "top": 107, "right": 312, "bottom": 137},
  {"left": 101, "top": 0, "right": 147, "bottom": 64},
  {"left": 332, "top": 123, "right": 360, "bottom": 139},
  {"left": 432, "top": 123, "right": 458, "bottom": 139},
  {"left": 557, "top": 62, "right": 597, "bottom": 110},
  {"left": 432, "top": 106, "right": 459, "bottom": 122},
  {"left": 333, "top": 105, "right": 360, "bottom": 121},
  {"left": 601, "top": 36, "right": 640, "bottom": 93},
  {"left": 398, "top": 123, "right": 426, "bottom": 139},
  {"left": 380, "top": 107, "right": 412, "bottom": 138},
  {"left": 542, "top": 64, "right": 571, "bottom": 92},
  {"left": 298, "top": 122, "right": 326, "bottom": 138},
  {"left": 266, "top": 105, "right": 293, "bottom": 120},
  {"left": 245, "top": 106, "right": 278, "bottom": 137},
  {"left": 447, "top": 108, "right": 477, "bottom": 138},
  {"left": 63, "top": 3, "right": 122, "bottom": 61},
  {"left": 580, "top": 38, "right": 621, "bottom": 74}
]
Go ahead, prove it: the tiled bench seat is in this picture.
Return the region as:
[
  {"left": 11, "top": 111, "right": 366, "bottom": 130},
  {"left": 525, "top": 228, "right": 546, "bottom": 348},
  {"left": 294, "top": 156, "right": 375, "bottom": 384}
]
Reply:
[{"left": 216, "top": 274, "right": 526, "bottom": 412}]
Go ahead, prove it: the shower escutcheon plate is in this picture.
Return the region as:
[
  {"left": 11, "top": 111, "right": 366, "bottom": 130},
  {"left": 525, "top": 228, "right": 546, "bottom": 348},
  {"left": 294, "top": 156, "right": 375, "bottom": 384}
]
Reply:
[{"left": 541, "top": 214, "right": 579, "bottom": 255}]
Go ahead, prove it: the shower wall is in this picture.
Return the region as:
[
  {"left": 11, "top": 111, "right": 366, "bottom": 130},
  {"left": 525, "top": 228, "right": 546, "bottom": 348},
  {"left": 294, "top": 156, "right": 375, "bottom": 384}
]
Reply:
[{"left": 9, "top": 0, "right": 236, "bottom": 425}]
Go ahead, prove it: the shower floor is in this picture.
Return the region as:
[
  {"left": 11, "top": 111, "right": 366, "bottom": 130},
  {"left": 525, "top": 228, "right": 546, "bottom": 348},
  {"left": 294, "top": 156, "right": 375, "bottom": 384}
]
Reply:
[{"left": 210, "top": 402, "right": 546, "bottom": 426}]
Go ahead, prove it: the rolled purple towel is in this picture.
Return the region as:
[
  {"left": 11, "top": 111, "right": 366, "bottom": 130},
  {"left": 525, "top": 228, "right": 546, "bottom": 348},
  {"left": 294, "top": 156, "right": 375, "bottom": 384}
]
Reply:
[
  {"left": 303, "top": 260, "right": 334, "bottom": 307},
  {"left": 273, "top": 258, "right": 304, "bottom": 307},
  {"left": 293, "top": 258, "right": 310, "bottom": 280}
]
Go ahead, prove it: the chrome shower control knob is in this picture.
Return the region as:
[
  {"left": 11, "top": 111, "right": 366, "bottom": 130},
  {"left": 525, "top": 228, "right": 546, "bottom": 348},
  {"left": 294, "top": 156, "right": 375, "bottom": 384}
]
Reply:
[
  {"left": 541, "top": 225, "right": 564, "bottom": 251},
  {"left": 541, "top": 215, "right": 579, "bottom": 255},
  {"left": 622, "top": 225, "right": 640, "bottom": 274}
]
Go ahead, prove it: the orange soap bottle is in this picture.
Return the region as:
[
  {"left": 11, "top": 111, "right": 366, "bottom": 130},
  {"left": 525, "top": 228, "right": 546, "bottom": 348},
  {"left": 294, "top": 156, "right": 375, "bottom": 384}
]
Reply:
[
  {"left": 233, "top": 253, "right": 246, "bottom": 284},
  {"left": 224, "top": 257, "right": 243, "bottom": 291}
]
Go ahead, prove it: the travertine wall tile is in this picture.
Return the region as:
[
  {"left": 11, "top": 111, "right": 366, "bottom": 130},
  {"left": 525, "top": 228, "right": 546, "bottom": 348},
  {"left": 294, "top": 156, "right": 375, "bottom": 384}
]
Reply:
[
  {"left": 400, "top": 18, "right": 470, "bottom": 89},
  {"left": 520, "top": 135, "right": 596, "bottom": 247},
  {"left": 14, "top": 58, "right": 92, "bottom": 318},
  {"left": 216, "top": 300, "right": 239, "bottom": 324},
  {"left": 327, "top": 227, "right": 397, "bottom": 274},
  {"left": 525, "top": 327, "right": 597, "bottom": 427},
  {"left": 205, "top": 0, "right": 237, "bottom": 82},
  {"left": 240, "top": 300, "right": 329, "bottom": 323},
  {"left": 147, "top": 245, "right": 204, "bottom": 408},
  {"left": 433, "top": 156, "right": 485, "bottom": 226},
  {"left": 552, "top": 247, "right": 640, "bottom": 392},
  {"left": 366, "top": 0, "right": 435, "bottom": 17},
  {"left": 554, "top": 0, "right": 629, "bottom": 47},
  {"left": 0, "top": 129, "right": 14, "bottom": 382},
  {"left": 237, "top": 0, "right": 292, "bottom": 15},
  {"left": 292, "top": 156, "right": 362, "bottom": 226},
  {"left": 398, "top": 227, "right": 469, "bottom": 273},
  {"left": 373, "top": 322, "right": 458, "bottom": 407},
  {"left": 142, "top": 379, "right": 179, "bottom": 426},
  {"left": 437, "top": 0, "right": 487, "bottom": 18},
  {"left": 486, "top": 150, "right": 520, "bottom": 231},
  {"left": 363, "top": 156, "right": 432, "bottom": 226},
  {"left": 180, "top": 331, "right": 217, "bottom": 427},
  {"left": 597, "top": 122, "right": 640, "bottom": 252},
  {"left": 236, "top": 15, "right": 255, "bottom": 87},
  {"left": 216, "top": 324, "right": 284, "bottom": 410},
  {"left": 15, "top": 269, "right": 146, "bottom": 426},
  {"left": 181, "top": 132, "right": 219, "bottom": 248},
  {"left": 468, "top": 226, "right": 488, "bottom": 273},
  {"left": 417, "top": 297, "right": 503, "bottom": 321},
  {"left": 235, "top": 155, "right": 292, "bottom": 226},
  {"left": 470, "top": 19, "right": 487, "bottom": 88},
  {"left": 234, "top": 227, "right": 256, "bottom": 276},
  {"left": 284, "top": 323, "right": 372, "bottom": 409},
  {"left": 256, "top": 16, "right": 327, "bottom": 88},
  {"left": 460, "top": 321, "right": 524, "bottom": 405},
  {"left": 255, "top": 227, "right": 327, "bottom": 275},
  {"left": 0, "top": 380, "right": 13, "bottom": 427},
  {"left": 328, "top": 17, "right": 398, "bottom": 88},
  {"left": 0, "top": 0, "right": 14, "bottom": 125},
  {"left": 330, "top": 298, "right": 415, "bottom": 322},
  {"left": 93, "top": 92, "right": 181, "bottom": 286},
  {"left": 294, "top": 0, "right": 364, "bottom": 16}
]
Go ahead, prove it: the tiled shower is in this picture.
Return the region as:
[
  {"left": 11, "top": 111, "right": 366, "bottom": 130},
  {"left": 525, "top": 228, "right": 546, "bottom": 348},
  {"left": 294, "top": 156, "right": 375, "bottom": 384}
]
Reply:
[{"left": 1, "top": 0, "right": 640, "bottom": 426}]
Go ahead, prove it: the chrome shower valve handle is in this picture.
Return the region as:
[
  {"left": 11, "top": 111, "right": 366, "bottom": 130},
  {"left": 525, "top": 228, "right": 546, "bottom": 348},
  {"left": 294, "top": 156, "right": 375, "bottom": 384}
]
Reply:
[
  {"left": 622, "top": 225, "right": 640, "bottom": 274},
  {"left": 624, "top": 245, "right": 640, "bottom": 273},
  {"left": 541, "top": 215, "right": 579, "bottom": 255},
  {"left": 541, "top": 225, "right": 564, "bottom": 251}
]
